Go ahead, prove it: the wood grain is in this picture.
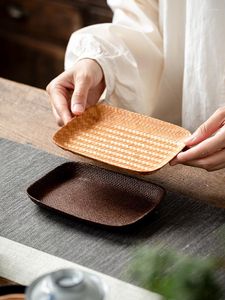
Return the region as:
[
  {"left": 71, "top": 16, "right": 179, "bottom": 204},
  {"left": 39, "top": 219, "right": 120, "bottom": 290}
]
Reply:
[
  {"left": 0, "top": 78, "right": 225, "bottom": 207},
  {"left": 0, "top": 0, "right": 112, "bottom": 89},
  {"left": 0, "top": 277, "right": 16, "bottom": 285}
]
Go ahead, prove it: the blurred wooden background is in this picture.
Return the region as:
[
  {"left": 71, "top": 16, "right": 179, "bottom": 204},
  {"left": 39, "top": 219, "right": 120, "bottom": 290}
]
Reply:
[{"left": 0, "top": 0, "right": 112, "bottom": 88}]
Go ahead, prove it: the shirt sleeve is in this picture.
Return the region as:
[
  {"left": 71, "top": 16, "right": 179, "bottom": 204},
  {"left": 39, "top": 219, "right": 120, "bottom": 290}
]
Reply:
[{"left": 65, "top": 0, "right": 163, "bottom": 115}]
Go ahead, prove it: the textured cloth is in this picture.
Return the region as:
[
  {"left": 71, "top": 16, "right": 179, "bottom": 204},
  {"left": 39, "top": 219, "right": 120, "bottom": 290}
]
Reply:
[
  {"left": 1, "top": 139, "right": 225, "bottom": 282},
  {"left": 65, "top": 0, "right": 225, "bottom": 132}
]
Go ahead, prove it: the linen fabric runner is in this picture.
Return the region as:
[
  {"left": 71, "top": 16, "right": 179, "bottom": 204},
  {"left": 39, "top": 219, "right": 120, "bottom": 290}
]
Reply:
[{"left": 0, "top": 138, "right": 225, "bottom": 283}]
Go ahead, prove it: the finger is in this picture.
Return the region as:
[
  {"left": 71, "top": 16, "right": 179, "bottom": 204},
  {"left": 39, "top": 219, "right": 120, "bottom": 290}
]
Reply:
[
  {"left": 86, "top": 79, "right": 106, "bottom": 108},
  {"left": 184, "top": 107, "right": 225, "bottom": 146},
  {"left": 71, "top": 74, "right": 92, "bottom": 115},
  {"left": 175, "top": 130, "right": 225, "bottom": 163},
  {"left": 48, "top": 83, "right": 72, "bottom": 125},
  {"left": 209, "top": 162, "right": 225, "bottom": 172},
  {"left": 206, "top": 162, "right": 225, "bottom": 172},
  {"left": 181, "top": 148, "right": 225, "bottom": 171},
  {"left": 47, "top": 90, "right": 62, "bottom": 125},
  {"left": 52, "top": 105, "right": 64, "bottom": 127}
]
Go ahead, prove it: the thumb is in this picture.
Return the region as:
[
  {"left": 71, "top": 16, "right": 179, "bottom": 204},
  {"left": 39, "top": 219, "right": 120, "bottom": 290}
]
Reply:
[
  {"left": 71, "top": 75, "right": 92, "bottom": 115},
  {"left": 184, "top": 108, "right": 225, "bottom": 146}
]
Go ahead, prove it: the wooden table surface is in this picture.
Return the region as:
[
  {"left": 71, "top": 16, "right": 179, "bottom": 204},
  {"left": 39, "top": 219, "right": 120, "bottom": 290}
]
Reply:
[
  {"left": 0, "top": 77, "right": 224, "bottom": 299},
  {"left": 0, "top": 77, "right": 225, "bottom": 208},
  {"left": 0, "top": 277, "right": 15, "bottom": 285}
]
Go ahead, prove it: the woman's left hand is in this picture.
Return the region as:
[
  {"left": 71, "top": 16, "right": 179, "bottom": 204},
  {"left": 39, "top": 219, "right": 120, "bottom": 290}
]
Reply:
[{"left": 170, "top": 107, "right": 225, "bottom": 171}]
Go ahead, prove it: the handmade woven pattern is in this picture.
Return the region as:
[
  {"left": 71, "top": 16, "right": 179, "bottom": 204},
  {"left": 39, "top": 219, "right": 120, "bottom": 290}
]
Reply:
[{"left": 53, "top": 103, "right": 191, "bottom": 173}]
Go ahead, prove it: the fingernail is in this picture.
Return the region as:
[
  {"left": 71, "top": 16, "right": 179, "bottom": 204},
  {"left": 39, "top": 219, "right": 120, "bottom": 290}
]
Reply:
[
  {"left": 72, "top": 103, "right": 84, "bottom": 115},
  {"left": 184, "top": 134, "right": 197, "bottom": 144},
  {"left": 176, "top": 152, "right": 184, "bottom": 159}
]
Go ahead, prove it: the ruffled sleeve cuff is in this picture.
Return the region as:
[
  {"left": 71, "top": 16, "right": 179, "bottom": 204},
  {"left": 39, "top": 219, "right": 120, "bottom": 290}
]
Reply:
[{"left": 65, "top": 32, "right": 116, "bottom": 99}]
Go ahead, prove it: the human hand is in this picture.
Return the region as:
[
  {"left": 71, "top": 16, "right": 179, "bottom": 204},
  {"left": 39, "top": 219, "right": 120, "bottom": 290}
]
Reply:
[
  {"left": 170, "top": 107, "right": 225, "bottom": 171},
  {"left": 46, "top": 59, "right": 105, "bottom": 126}
]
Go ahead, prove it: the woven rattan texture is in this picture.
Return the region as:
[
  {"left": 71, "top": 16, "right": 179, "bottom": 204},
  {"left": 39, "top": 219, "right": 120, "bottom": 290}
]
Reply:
[
  {"left": 27, "top": 162, "right": 164, "bottom": 226},
  {"left": 53, "top": 104, "right": 190, "bottom": 173}
]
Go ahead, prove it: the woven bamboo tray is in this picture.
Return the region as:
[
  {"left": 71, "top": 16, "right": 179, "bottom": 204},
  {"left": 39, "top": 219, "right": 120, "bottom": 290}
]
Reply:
[{"left": 53, "top": 103, "right": 190, "bottom": 173}]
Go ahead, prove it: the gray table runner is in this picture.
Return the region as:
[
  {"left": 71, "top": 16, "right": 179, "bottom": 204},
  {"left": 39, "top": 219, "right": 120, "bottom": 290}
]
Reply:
[{"left": 1, "top": 138, "right": 225, "bottom": 283}]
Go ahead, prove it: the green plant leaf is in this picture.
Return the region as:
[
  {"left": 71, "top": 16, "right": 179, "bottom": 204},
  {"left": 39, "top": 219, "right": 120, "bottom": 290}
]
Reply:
[{"left": 128, "top": 247, "right": 223, "bottom": 300}]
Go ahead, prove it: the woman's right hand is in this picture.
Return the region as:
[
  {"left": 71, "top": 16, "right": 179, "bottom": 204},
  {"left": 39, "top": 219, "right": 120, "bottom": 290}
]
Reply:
[{"left": 46, "top": 58, "right": 105, "bottom": 126}]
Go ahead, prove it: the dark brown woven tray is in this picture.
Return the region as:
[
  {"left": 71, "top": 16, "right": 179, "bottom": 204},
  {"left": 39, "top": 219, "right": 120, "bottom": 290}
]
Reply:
[{"left": 27, "top": 162, "right": 165, "bottom": 227}]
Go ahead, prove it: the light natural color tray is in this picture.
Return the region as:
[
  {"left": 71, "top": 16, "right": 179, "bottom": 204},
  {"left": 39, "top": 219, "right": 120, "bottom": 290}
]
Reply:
[{"left": 53, "top": 103, "right": 190, "bottom": 173}]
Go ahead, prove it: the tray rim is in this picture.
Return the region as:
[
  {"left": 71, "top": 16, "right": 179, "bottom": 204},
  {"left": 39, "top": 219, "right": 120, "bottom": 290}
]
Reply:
[
  {"left": 27, "top": 161, "right": 165, "bottom": 227},
  {"left": 52, "top": 103, "right": 191, "bottom": 173}
]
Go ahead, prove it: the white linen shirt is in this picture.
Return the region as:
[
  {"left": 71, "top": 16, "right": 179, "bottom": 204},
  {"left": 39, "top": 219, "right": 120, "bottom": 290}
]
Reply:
[{"left": 65, "top": 0, "right": 225, "bottom": 132}]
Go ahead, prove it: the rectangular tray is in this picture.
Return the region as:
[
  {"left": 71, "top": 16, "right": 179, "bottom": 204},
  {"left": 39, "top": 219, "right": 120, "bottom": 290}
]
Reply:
[
  {"left": 53, "top": 104, "right": 190, "bottom": 173},
  {"left": 27, "top": 162, "right": 165, "bottom": 227}
]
